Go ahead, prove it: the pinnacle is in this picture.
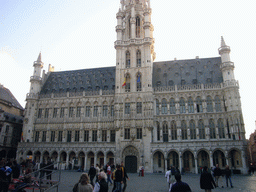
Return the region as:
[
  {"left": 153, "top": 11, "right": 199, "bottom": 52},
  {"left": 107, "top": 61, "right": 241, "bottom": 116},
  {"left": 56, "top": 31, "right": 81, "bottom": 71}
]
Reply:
[
  {"left": 37, "top": 52, "right": 42, "bottom": 62},
  {"left": 221, "top": 36, "right": 227, "bottom": 47}
]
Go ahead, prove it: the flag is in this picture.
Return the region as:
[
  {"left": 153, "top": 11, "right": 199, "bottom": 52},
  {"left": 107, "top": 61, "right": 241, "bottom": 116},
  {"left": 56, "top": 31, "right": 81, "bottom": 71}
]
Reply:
[
  {"left": 122, "top": 78, "right": 126, "bottom": 87},
  {"left": 137, "top": 75, "right": 140, "bottom": 83}
]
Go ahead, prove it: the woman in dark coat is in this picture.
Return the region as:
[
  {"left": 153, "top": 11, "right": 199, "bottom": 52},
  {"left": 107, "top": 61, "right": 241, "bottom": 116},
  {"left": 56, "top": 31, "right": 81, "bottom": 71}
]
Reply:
[{"left": 200, "top": 166, "right": 216, "bottom": 192}]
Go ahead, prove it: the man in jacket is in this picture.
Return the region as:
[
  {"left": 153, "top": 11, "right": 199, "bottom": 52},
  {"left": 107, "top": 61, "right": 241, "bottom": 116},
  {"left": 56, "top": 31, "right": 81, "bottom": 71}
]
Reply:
[
  {"left": 213, "top": 164, "right": 222, "bottom": 187},
  {"left": 120, "top": 162, "right": 129, "bottom": 192},
  {"left": 88, "top": 164, "right": 96, "bottom": 186},
  {"left": 170, "top": 173, "right": 191, "bottom": 192}
]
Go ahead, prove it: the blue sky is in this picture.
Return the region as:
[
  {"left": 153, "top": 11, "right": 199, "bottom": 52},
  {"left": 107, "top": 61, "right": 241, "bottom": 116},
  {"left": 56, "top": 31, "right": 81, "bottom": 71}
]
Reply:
[{"left": 0, "top": 0, "right": 255, "bottom": 138}]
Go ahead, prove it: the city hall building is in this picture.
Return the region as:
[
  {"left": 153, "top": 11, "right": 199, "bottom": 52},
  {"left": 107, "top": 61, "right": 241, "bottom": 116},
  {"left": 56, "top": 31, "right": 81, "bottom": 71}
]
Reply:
[{"left": 17, "top": 0, "right": 247, "bottom": 174}]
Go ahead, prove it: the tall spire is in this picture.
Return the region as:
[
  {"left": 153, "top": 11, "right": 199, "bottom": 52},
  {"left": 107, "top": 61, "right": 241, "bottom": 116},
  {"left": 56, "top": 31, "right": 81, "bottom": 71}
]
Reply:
[{"left": 37, "top": 52, "right": 42, "bottom": 62}]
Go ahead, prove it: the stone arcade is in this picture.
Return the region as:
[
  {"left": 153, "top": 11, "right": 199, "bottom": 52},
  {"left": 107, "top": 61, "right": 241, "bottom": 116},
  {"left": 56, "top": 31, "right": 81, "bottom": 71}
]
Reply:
[{"left": 17, "top": 0, "right": 247, "bottom": 174}]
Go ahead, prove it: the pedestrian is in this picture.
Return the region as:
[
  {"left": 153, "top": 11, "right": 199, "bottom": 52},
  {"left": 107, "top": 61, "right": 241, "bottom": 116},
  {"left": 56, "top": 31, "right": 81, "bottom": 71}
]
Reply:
[
  {"left": 120, "top": 161, "right": 129, "bottom": 192},
  {"left": 88, "top": 164, "right": 96, "bottom": 186},
  {"left": 73, "top": 173, "right": 93, "bottom": 192},
  {"left": 170, "top": 166, "right": 176, "bottom": 184},
  {"left": 165, "top": 167, "right": 172, "bottom": 189},
  {"left": 46, "top": 159, "right": 54, "bottom": 183},
  {"left": 111, "top": 166, "right": 117, "bottom": 192},
  {"left": 225, "top": 165, "right": 233, "bottom": 188},
  {"left": 12, "top": 160, "right": 20, "bottom": 179},
  {"left": 107, "top": 163, "right": 113, "bottom": 185},
  {"left": 213, "top": 164, "right": 222, "bottom": 187},
  {"left": 40, "top": 160, "right": 47, "bottom": 180},
  {"left": 95, "top": 164, "right": 100, "bottom": 182},
  {"left": 170, "top": 173, "right": 192, "bottom": 192},
  {"left": 113, "top": 165, "right": 122, "bottom": 192},
  {"left": 93, "top": 171, "right": 108, "bottom": 192},
  {"left": 0, "top": 160, "right": 10, "bottom": 192},
  {"left": 200, "top": 166, "right": 216, "bottom": 192},
  {"left": 34, "top": 161, "right": 40, "bottom": 178}
]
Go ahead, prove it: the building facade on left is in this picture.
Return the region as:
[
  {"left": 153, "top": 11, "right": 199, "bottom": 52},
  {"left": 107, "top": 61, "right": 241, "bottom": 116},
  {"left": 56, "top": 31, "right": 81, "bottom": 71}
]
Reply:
[{"left": 0, "top": 84, "right": 24, "bottom": 159}]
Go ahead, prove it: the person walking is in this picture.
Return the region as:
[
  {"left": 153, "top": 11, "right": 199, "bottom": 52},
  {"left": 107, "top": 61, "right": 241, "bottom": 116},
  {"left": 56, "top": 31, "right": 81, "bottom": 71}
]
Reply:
[
  {"left": 107, "top": 163, "right": 113, "bottom": 185},
  {"left": 165, "top": 167, "right": 172, "bottom": 189},
  {"left": 170, "top": 173, "right": 191, "bottom": 192},
  {"left": 120, "top": 162, "right": 129, "bottom": 192},
  {"left": 93, "top": 171, "right": 108, "bottom": 192},
  {"left": 213, "top": 164, "right": 222, "bottom": 187},
  {"left": 73, "top": 173, "right": 93, "bottom": 192},
  {"left": 225, "top": 165, "right": 233, "bottom": 188},
  {"left": 95, "top": 164, "right": 100, "bottom": 182},
  {"left": 88, "top": 164, "right": 96, "bottom": 186},
  {"left": 113, "top": 165, "right": 122, "bottom": 192},
  {"left": 111, "top": 167, "right": 117, "bottom": 192},
  {"left": 11, "top": 160, "right": 20, "bottom": 179},
  {"left": 200, "top": 166, "right": 216, "bottom": 192}
]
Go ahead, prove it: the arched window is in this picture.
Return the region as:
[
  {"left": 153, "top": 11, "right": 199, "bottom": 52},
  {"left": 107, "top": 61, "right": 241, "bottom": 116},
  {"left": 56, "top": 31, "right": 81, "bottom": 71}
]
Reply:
[
  {"left": 198, "top": 120, "right": 205, "bottom": 139},
  {"left": 180, "top": 98, "right": 186, "bottom": 114},
  {"left": 163, "top": 122, "right": 168, "bottom": 142},
  {"left": 188, "top": 97, "right": 194, "bottom": 113},
  {"left": 161, "top": 99, "right": 167, "bottom": 114},
  {"left": 196, "top": 97, "right": 203, "bottom": 113},
  {"left": 170, "top": 98, "right": 176, "bottom": 114},
  {"left": 209, "top": 119, "right": 216, "bottom": 139},
  {"left": 189, "top": 120, "right": 196, "bottom": 140},
  {"left": 136, "top": 16, "right": 140, "bottom": 38},
  {"left": 181, "top": 120, "right": 187, "bottom": 140},
  {"left": 215, "top": 96, "right": 222, "bottom": 112},
  {"left": 218, "top": 119, "right": 225, "bottom": 139},
  {"left": 137, "top": 73, "right": 142, "bottom": 91},
  {"left": 136, "top": 50, "right": 141, "bottom": 67},
  {"left": 156, "top": 99, "right": 160, "bottom": 115},
  {"left": 124, "top": 73, "right": 131, "bottom": 92},
  {"left": 206, "top": 96, "right": 213, "bottom": 112},
  {"left": 171, "top": 121, "right": 177, "bottom": 140},
  {"left": 126, "top": 51, "right": 130, "bottom": 68},
  {"left": 157, "top": 122, "right": 160, "bottom": 141}
]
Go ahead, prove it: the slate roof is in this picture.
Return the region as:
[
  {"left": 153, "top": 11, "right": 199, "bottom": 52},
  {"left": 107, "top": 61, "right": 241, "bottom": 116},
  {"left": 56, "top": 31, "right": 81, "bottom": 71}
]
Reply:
[
  {"left": 152, "top": 57, "right": 223, "bottom": 87},
  {"left": 40, "top": 57, "right": 223, "bottom": 94},
  {"left": 0, "top": 84, "right": 23, "bottom": 110},
  {"left": 40, "top": 67, "right": 116, "bottom": 94}
]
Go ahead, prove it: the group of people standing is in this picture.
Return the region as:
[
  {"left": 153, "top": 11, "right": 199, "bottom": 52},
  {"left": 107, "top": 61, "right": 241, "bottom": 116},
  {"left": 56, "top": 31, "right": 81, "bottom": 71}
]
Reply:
[
  {"left": 165, "top": 164, "right": 234, "bottom": 192},
  {"left": 73, "top": 162, "right": 129, "bottom": 192}
]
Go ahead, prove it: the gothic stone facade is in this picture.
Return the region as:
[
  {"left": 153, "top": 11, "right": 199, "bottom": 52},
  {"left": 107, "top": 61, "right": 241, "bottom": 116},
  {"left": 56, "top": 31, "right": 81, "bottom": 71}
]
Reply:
[{"left": 17, "top": 0, "right": 247, "bottom": 174}]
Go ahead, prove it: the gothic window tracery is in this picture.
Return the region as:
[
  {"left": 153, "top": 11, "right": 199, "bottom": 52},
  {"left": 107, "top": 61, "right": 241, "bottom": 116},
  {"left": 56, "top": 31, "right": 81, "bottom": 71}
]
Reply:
[
  {"left": 209, "top": 119, "right": 216, "bottom": 139},
  {"left": 125, "top": 73, "right": 131, "bottom": 92},
  {"left": 196, "top": 97, "right": 203, "bottom": 113},
  {"left": 181, "top": 120, "right": 187, "bottom": 140},
  {"left": 156, "top": 99, "right": 160, "bottom": 115},
  {"left": 161, "top": 99, "right": 167, "bottom": 114},
  {"left": 126, "top": 51, "right": 131, "bottom": 68},
  {"left": 218, "top": 119, "right": 225, "bottom": 139},
  {"left": 163, "top": 122, "right": 168, "bottom": 142},
  {"left": 206, "top": 96, "right": 213, "bottom": 112},
  {"left": 136, "top": 50, "right": 141, "bottom": 67},
  {"left": 188, "top": 97, "right": 194, "bottom": 113},
  {"left": 215, "top": 96, "right": 222, "bottom": 112},
  {"left": 171, "top": 121, "right": 177, "bottom": 140},
  {"left": 189, "top": 120, "right": 196, "bottom": 140},
  {"left": 198, "top": 120, "right": 205, "bottom": 139},
  {"left": 137, "top": 73, "right": 141, "bottom": 91},
  {"left": 180, "top": 98, "right": 186, "bottom": 114},
  {"left": 170, "top": 98, "right": 176, "bottom": 114}
]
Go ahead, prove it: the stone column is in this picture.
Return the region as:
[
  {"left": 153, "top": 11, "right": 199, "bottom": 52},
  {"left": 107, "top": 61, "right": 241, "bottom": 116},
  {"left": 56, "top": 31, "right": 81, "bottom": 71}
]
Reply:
[
  {"left": 104, "top": 154, "right": 107, "bottom": 166},
  {"left": 179, "top": 153, "right": 182, "bottom": 173},
  {"left": 225, "top": 151, "right": 229, "bottom": 166},
  {"left": 66, "top": 154, "right": 69, "bottom": 170},
  {"left": 241, "top": 150, "right": 247, "bottom": 174},
  {"left": 84, "top": 155, "right": 87, "bottom": 172},
  {"left": 165, "top": 158, "right": 168, "bottom": 172},
  {"left": 94, "top": 155, "right": 97, "bottom": 166},
  {"left": 210, "top": 151, "right": 214, "bottom": 168},
  {"left": 57, "top": 155, "right": 60, "bottom": 169},
  {"left": 195, "top": 158, "right": 198, "bottom": 174}
]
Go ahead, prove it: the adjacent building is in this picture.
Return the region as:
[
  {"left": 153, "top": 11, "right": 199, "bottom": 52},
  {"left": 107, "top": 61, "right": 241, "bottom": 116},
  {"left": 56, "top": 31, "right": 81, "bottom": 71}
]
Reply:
[
  {"left": 0, "top": 84, "right": 24, "bottom": 159},
  {"left": 17, "top": 0, "right": 247, "bottom": 173}
]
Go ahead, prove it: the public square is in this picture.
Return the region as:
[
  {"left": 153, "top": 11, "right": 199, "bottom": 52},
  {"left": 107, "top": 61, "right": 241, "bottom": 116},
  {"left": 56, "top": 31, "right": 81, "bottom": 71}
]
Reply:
[{"left": 50, "top": 171, "right": 256, "bottom": 192}]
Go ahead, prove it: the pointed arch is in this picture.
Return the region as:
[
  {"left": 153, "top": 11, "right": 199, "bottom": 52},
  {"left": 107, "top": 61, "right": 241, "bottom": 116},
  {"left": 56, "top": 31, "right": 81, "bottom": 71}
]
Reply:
[
  {"left": 161, "top": 99, "right": 167, "bottom": 114},
  {"left": 181, "top": 120, "right": 187, "bottom": 140},
  {"left": 136, "top": 72, "right": 142, "bottom": 91},
  {"left": 209, "top": 119, "right": 216, "bottom": 139},
  {"left": 189, "top": 120, "right": 196, "bottom": 140},
  {"left": 136, "top": 16, "right": 141, "bottom": 38},
  {"left": 126, "top": 51, "right": 131, "bottom": 68},
  {"left": 136, "top": 50, "right": 141, "bottom": 67}
]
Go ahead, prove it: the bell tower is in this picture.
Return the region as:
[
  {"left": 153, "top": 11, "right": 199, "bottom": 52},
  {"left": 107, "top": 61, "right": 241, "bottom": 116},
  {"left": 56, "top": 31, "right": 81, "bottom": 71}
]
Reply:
[
  {"left": 114, "top": 0, "right": 155, "bottom": 169},
  {"left": 115, "top": 0, "right": 155, "bottom": 93}
]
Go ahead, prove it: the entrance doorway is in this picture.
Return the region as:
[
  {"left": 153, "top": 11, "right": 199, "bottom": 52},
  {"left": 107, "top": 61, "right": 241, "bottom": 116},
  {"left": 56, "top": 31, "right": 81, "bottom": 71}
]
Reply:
[{"left": 125, "top": 156, "right": 137, "bottom": 173}]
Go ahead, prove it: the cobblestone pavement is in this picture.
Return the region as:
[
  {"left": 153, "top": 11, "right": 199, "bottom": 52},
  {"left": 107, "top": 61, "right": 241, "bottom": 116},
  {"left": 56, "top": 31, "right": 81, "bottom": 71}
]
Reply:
[{"left": 50, "top": 171, "right": 256, "bottom": 192}]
